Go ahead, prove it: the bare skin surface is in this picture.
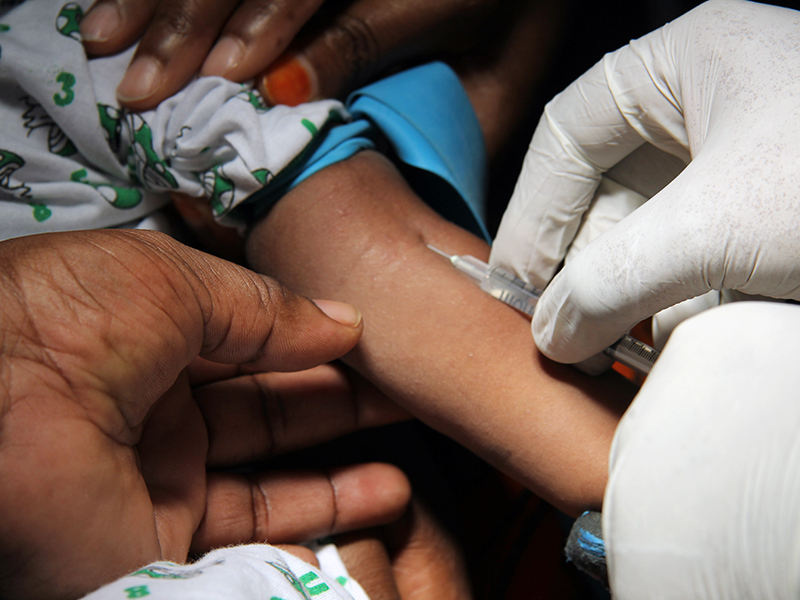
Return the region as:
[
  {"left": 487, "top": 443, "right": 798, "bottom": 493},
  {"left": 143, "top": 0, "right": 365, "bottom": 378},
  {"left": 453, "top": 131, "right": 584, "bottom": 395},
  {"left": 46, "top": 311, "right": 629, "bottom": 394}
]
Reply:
[{"left": 246, "top": 151, "right": 636, "bottom": 516}]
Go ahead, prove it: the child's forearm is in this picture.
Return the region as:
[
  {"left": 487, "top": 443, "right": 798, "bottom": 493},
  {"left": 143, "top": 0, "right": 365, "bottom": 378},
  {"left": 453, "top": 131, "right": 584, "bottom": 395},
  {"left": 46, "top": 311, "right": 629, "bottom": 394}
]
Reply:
[{"left": 245, "top": 151, "right": 635, "bottom": 515}]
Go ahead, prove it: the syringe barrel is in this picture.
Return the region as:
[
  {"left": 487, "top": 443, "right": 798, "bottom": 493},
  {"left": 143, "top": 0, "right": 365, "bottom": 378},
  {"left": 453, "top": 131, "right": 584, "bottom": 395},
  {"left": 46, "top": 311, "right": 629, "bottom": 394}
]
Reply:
[
  {"left": 451, "top": 256, "right": 540, "bottom": 317},
  {"left": 603, "top": 335, "right": 659, "bottom": 374},
  {"left": 481, "top": 268, "right": 540, "bottom": 317},
  {"left": 435, "top": 247, "right": 661, "bottom": 375}
]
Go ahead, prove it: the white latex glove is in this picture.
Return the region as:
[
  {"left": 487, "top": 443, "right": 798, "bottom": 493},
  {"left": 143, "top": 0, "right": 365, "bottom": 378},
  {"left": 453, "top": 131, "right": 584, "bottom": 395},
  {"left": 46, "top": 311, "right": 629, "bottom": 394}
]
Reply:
[
  {"left": 490, "top": 0, "right": 800, "bottom": 363},
  {"left": 603, "top": 301, "right": 800, "bottom": 599}
]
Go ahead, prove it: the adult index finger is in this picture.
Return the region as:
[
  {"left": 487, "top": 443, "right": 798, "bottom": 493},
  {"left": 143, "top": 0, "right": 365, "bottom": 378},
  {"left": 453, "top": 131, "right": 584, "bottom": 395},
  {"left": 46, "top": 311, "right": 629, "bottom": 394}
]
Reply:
[
  {"left": 192, "top": 463, "right": 411, "bottom": 552},
  {"left": 200, "top": 0, "right": 326, "bottom": 84},
  {"left": 81, "top": 0, "right": 160, "bottom": 55},
  {"left": 111, "top": 0, "right": 241, "bottom": 110},
  {"left": 195, "top": 365, "right": 410, "bottom": 467},
  {"left": 256, "top": 0, "right": 495, "bottom": 106}
]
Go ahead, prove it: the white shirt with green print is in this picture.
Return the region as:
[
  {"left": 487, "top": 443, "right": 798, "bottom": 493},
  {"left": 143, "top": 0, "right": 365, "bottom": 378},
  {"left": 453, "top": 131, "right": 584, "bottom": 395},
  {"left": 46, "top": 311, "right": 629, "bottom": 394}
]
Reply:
[
  {"left": 0, "top": 0, "right": 348, "bottom": 241},
  {"left": 81, "top": 543, "right": 370, "bottom": 600}
]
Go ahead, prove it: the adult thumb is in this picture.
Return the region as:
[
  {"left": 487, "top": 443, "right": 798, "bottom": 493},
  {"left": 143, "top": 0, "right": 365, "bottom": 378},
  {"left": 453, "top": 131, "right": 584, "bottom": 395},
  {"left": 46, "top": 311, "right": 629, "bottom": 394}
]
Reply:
[
  {"left": 142, "top": 231, "right": 364, "bottom": 372},
  {"left": 0, "top": 229, "right": 364, "bottom": 430},
  {"left": 104, "top": 229, "right": 363, "bottom": 374}
]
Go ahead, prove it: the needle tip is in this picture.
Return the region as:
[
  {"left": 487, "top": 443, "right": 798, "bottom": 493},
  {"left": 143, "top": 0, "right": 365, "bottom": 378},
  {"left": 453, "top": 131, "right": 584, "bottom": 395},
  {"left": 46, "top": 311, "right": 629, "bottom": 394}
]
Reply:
[{"left": 426, "top": 244, "right": 450, "bottom": 259}]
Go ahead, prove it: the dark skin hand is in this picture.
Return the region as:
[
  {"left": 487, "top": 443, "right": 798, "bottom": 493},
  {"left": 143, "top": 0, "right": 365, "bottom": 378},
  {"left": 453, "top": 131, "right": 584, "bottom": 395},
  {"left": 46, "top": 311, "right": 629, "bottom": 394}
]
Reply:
[
  {"left": 335, "top": 500, "right": 473, "bottom": 600},
  {"left": 0, "top": 229, "right": 410, "bottom": 600},
  {"left": 189, "top": 361, "right": 412, "bottom": 554},
  {"left": 79, "top": 0, "right": 558, "bottom": 114}
]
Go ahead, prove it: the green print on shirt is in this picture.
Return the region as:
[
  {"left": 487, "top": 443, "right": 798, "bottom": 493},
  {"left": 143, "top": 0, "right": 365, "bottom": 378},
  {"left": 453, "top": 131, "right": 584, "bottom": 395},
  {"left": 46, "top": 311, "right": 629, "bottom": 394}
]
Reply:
[
  {"left": 0, "top": 24, "right": 10, "bottom": 32},
  {"left": 203, "top": 166, "right": 235, "bottom": 216},
  {"left": 29, "top": 202, "right": 52, "bottom": 222},
  {"left": 132, "top": 566, "right": 189, "bottom": 580},
  {"left": 301, "top": 118, "right": 318, "bottom": 136},
  {"left": 70, "top": 168, "right": 143, "bottom": 209},
  {"left": 0, "top": 149, "right": 31, "bottom": 199},
  {"left": 56, "top": 3, "right": 83, "bottom": 41},
  {"left": 299, "top": 572, "right": 330, "bottom": 596},
  {"left": 98, "top": 103, "right": 123, "bottom": 154},
  {"left": 237, "top": 87, "right": 270, "bottom": 113},
  {"left": 127, "top": 115, "right": 179, "bottom": 190},
  {"left": 123, "top": 586, "right": 150, "bottom": 598},
  {"left": 252, "top": 167, "right": 272, "bottom": 185},
  {"left": 22, "top": 96, "right": 77, "bottom": 156},
  {"left": 131, "top": 560, "right": 220, "bottom": 579},
  {"left": 265, "top": 562, "right": 315, "bottom": 600},
  {"left": 53, "top": 71, "right": 76, "bottom": 107}
]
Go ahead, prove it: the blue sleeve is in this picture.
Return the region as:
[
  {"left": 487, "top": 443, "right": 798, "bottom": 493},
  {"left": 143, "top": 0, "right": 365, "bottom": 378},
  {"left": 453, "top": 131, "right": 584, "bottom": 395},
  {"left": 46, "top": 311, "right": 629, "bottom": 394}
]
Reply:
[{"left": 246, "top": 62, "right": 490, "bottom": 241}]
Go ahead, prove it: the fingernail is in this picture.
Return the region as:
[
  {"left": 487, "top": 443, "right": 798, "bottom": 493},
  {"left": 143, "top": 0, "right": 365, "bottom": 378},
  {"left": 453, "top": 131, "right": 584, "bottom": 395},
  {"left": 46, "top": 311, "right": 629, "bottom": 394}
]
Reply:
[
  {"left": 258, "top": 54, "right": 317, "bottom": 107},
  {"left": 116, "top": 56, "right": 163, "bottom": 102},
  {"left": 313, "top": 299, "right": 362, "bottom": 328},
  {"left": 80, "top": 2, "right": 121, "bottom": 42},
  {"left": 201, "top": 36, "right": 244, "bottom": 78}
]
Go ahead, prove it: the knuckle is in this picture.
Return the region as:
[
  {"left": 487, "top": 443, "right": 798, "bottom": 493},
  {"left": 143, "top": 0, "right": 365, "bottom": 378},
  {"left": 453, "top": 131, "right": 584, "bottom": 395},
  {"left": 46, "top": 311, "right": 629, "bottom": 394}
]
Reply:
[
  {"left": 249, "top": 475, "right": 271, "bottom": 542},
  {"left": 254, "top": 376, "right": 284, "bottom": 458},
  {"left": 153, "top": 5, "right": 195, "bottom": 38},
  {"left": 149, "top": 0, "right": 225, "bottom": 44},
  {"left": 254, "top": 277, "right": 293, "bottom": 328},
  {"left": 327, "top": 15, "right": 381, "bottom": 80},
  {"left": 324, "top": 468, "right": 340, "bottom": 533}
]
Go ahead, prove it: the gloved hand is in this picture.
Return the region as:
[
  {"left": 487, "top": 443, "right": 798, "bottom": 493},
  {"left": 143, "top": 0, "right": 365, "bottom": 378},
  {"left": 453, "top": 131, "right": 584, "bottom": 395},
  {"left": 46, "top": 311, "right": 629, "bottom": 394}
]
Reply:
[
  {"left": 490, "top": 0, "right": 800, "bottom": 364},
  {"left": 604, "top": 301, "right": 800, "bottom": 599}
]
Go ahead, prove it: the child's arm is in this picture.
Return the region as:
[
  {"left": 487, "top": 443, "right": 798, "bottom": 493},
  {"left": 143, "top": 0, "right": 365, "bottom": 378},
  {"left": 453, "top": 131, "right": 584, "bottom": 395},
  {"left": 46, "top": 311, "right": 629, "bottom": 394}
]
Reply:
[{"left": 245, "top": 150, "right": 636, "bottom": 516}]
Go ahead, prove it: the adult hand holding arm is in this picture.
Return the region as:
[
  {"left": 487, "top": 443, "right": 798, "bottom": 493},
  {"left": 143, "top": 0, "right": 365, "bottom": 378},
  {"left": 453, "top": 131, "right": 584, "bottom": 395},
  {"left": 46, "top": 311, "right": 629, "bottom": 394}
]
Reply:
[
  {"left": 0, "top": 229, "right": 408, "bottom": 599},
  {"left": 79, "top": 0, "right": 515, "bottom": 110},
  {"left": 490, "top": 0, "right": 800, "bottom": 364}
]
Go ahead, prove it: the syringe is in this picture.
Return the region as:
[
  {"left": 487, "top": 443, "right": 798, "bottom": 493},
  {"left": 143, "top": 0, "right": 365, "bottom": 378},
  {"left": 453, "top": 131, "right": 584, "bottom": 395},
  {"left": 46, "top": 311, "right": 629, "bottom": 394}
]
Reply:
[{"left": 428, "top": 245, "right": 659, "bottom": 375}]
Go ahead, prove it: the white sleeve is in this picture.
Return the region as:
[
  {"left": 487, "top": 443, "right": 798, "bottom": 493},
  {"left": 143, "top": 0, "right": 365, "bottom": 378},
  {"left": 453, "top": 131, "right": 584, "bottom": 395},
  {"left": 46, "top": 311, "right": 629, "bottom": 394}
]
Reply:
[
  {"left": 309, "top": 541, "right": 370, "bottom": 600},
  {"left": 0, "top": 0, "right": 347, "bottom": 241}
]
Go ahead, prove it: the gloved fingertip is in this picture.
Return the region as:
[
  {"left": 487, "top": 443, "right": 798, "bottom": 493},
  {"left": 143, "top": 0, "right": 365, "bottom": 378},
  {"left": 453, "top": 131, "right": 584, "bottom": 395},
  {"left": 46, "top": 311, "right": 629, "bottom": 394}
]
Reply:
[
  {"left": 257, "top": 54, "right": 318, "bottom": 107},
  {"left": 531, "top": 304, "right": 559, "bottom": 358}
]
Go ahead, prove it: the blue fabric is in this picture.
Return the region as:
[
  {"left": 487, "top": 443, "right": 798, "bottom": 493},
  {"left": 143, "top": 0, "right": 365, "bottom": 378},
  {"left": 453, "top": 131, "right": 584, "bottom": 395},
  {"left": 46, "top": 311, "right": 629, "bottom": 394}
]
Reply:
[
  {"left": 248, "top": 62, "right": 490, "bottom": 241},
  {"left": 577, "top": 529, "right": 606, "bottom": 556}
]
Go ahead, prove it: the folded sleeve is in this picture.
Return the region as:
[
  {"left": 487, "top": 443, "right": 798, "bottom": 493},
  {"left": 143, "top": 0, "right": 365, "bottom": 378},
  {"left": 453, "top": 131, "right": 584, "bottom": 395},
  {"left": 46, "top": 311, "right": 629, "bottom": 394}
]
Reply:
[{"left": 245, "top": 62, "right": 490, "bottom": 241}]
